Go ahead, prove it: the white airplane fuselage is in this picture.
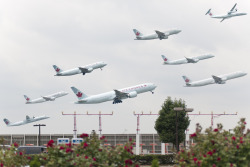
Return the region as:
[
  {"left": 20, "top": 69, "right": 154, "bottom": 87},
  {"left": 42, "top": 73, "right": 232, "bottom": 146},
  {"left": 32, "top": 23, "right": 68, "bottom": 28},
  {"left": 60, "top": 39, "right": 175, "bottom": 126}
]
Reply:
[
  {"left": 163, "top": 54, "right": 214, "bottom": 65},
  {"left": 5, "top": 116, "right": 49, "bottom": 126},
  {"left": 75, "top": 83, "right": 157, "bottom": 104},
  {"left": 212, "top": 13, "right": 247, "bottom": 19},
  {"left": 55, "top": 62, "right": 107, "bottom": 76},
  {"left": 135, "top": 30, "right": 181, "bottom": 40},
  {"left": 185, "top": 71, "right": 247, "bottom": 87},
  {"left": 26, "top": 91, "right": 68, "bottom": 104}
]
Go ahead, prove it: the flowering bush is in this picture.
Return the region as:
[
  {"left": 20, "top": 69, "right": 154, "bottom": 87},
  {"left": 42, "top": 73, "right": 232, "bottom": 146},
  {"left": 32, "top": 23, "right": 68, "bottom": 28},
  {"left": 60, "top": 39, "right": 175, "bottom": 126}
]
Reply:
[
  {"left": 0, "top": 142, "right": 29, "bottom": 166},
  {"left": 39, "top": 131, "right": 139, "bottom": 167},
  {"left": 177, "top": 118, "right": 250, "bottom": 167}
]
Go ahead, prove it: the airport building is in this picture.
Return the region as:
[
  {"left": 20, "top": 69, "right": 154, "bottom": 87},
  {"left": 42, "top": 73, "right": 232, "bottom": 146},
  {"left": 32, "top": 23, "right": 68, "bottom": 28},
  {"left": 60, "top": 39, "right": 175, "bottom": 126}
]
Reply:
[{"left": 0, "top": 133, "right": 179, "bottom": 154}]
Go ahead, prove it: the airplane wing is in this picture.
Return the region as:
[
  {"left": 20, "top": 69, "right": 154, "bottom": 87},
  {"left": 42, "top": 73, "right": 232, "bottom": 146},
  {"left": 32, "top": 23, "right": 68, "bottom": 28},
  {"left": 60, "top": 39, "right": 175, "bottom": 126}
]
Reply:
[
  {"left": 212, "top": 75, "right": 226, "bottom": 84},
  {"left": 155, "top": 30, "right": 167, "bottom": 40},
  {"left": 220, "top": 18, "right": 226, "bottom": 22},
  {"left": 114, "top": 90, "right": 128, "bottom": 99},
  {"left": 79, "top": 67, "right": 89, "bottom": 73},
  {"left": 42, "top": 96, "right": 55, "bottom": 101},
  {"left": 185, "top": 57, "right": 199, "bottom": 63},
  {"left": 230, "top": 3, "right": 237, "bottom": 12},
  {"left": 26, "top": 115, "right": 30, "bottom": 120}
]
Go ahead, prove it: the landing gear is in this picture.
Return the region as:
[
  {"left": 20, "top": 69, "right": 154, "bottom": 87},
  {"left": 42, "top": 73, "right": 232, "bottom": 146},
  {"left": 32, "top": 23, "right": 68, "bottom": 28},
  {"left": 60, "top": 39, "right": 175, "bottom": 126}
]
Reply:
[
  {"left": 100, "top": 68, "right": 103, "bottom": 71},
  {"left": 151, "top": 91, "right": 154, "bottom": 94},
  {"left": 82, "top": 73, "right": 85, "bottom": 75},
  {"left": 113, "top": 99, "right": 123, "bottom": 104}
]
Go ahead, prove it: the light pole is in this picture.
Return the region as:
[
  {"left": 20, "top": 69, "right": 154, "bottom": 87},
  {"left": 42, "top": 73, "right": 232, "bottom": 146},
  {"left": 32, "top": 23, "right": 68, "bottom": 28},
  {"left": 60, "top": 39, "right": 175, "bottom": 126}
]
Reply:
[
  {"left": 173, "top": 107, "right": 193, "bottom": 152},
  {"left": 33, "top": 124, "right": 46, "bottom": 146}
]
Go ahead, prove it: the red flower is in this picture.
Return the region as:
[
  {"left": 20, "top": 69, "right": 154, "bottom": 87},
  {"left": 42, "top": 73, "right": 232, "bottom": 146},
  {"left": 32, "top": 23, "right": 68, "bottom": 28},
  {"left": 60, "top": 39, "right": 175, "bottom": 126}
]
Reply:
[
  {"left": 125, "top": 159, "right": 133, "bottom": 165},
  {"left": 240, "top": 140, "right": 244, "bottom": 144},
  {"left": 232, "top": 136, "right": 236, "bottom": 141},
  {"left": 214, "top": 129, "right": 218, "bottom": 132},
  {"left": 83, "top": 142, "right": 88, "bottom": 148},
  {"left": 19, "top": 152, "right": 23, "bottom": 156},
  {"left": 217, "top": 157, "right": 221, "bottom": 161},
  {"left": 230, "top": 163, "right": 233, "bottom": 167},
  {"left": 93, "top": 157, "right": 96, "bottom": 161},
  {"left": 193, "top": 157, "right": 198, "bottom": 162},
  {"left": 59, "top": 146, "right": 64, "bottom": 150},
  {"left": 80, "top": 133, "right": 89, "bottom": 138},
  {"left": 77, "top": 154, "right": 79, "bottom": 157},
  {"left": 129, "top": 138, "right": 132, "bottom": 142},
  {"left": 27, "top": 157, "right": 31, "bottom": 160},
  {"left": 207, "top": 151, "right": 213, "bottom": 156},
  {"left": 100, "top": 136, "right": 105, "bottom": 140},
  {"left": 66, "top": 148, "right": 73, "bottom": 153},
  {"left": 211, "top": 140, "right": 215, "bottom": 145},
  {"left": 85, "top": 156, "right": 88, "bottom": 159},
  {"left": 244, "top": 122, "right": 247, "bottom": 124},
  {"left": 213, "top": 164, "right": 216, "bottom": 167},
  {"left": 13, "top": 142, "right": 18, "bottom": 148},
  {"left": 98, "top": 149, "right": 102, "bottom": 152},
  {"left": 213, "top": 149, "right": 216, "bottom": 153},
  {"left": 43, "top": 157, "right": 47, "bottom": 160},
  {"left": 66, "top": 143, "right": 72, "bottom": 147},
  {"left": 225, "top": 137, "right": 228, "bottom": 140},
  {"left": 190, "top": 133, "right": 197, "bottom": 138},
  {"left": 237, "top": 145, "right": 239, "bottom": 149},
  {"left": 47, "top": 140, "right": 54, "bottom": 147},
  {"left": 135, "top": 165, "right": 139, "bottom": 167},
  {"left": 0, "top": 163, "right": 3, "bottom": 167},
  {"left": 203, "top": 154, "right": 207, "bottom": 158},
  {"left": 240, "top": 137, "right": 243, "bottom": 140}
]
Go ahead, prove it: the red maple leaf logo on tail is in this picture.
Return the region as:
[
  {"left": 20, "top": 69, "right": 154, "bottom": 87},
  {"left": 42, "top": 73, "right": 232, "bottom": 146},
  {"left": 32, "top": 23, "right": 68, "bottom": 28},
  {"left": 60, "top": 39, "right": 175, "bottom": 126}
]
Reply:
[
  {"left": 185, "top": 79, "right": 189, "bottom": 83},
  {"left": 164, "top": 58, "right": 167, "bottom": 61},
  {"left": 26, "top": 98, "right": 30, "bottom": 101},
  {"left": 76, "top": 92, "right": 82, "bottom": 97},
  {"left": 56, "top": 68, "right": 60, "bottom": 72},
  {"left": 136, "top": 32, "right": 140, "bottom": 36}
]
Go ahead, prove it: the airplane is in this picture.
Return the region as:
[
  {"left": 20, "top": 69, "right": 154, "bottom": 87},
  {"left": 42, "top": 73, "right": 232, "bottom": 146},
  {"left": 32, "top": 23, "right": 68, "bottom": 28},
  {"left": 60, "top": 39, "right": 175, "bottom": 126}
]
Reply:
[
  {"left": 182, "top": 71, "right": 247, "bottom": 87},
  {"left": 205, "top": 3, "right": 247, "bottom": 22},
  {"left": 53, "top": 61, "right": 107, "bottom": 76},
  {"left": 4, "top": 115, "right": 49, "bottom": 126},
  {"left": 133, "top": 29, "right": 181, "bottom": 40},
  {"left": 71, "top": 83, "right": 157, "bottom": 104},
  {"left": 24, "top": 91, "right": 68, "bottom": 104},
  {"left": 161, "top": 54, "right": 214, "bottom": 65}
]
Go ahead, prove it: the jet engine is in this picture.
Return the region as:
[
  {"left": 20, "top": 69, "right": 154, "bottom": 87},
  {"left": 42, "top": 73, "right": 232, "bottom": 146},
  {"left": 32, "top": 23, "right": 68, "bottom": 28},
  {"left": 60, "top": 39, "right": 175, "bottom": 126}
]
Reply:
[
  {"left": 87, "top": 68, "right": 93, "bottom": 72},
  {"left": 50, "top": 97, "right": 56, "bottom": 101},
  {"left": 127, "top": 91, "right": 137, "bottom": 98}
]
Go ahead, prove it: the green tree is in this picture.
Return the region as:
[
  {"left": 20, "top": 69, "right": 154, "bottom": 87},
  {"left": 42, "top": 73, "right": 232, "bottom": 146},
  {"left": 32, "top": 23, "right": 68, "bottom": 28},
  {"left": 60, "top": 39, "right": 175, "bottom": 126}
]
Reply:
[{"left": 154, "top": 97, "right": 190, "bottom": 150}]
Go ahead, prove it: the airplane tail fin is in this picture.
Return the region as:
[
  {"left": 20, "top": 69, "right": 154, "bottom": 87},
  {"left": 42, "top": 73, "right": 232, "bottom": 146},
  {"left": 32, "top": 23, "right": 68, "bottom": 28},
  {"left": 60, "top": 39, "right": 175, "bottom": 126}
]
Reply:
[
  {"left": 161, "top": 55, "right": 169, "bottom": 64},
  {"left": 205, "top": 9, "right": 213, "bottom": 16},
  {"left": 71, "top": 87, "right": 88, "bottom": 100},
  {"left": 53, "top": 65, "right": 63, "bottom": 74},
  {"left": 24, "top": 95, "right": 31, "bottom": 102},
  {"left": 182, "top": 76, "right": 192, "bottom": 84},
  {"left": 3, "top": 118, "right": 10, "bottom": 125},
  {"left": 133, "top": 29, "right": 143, "bottom": 37}
]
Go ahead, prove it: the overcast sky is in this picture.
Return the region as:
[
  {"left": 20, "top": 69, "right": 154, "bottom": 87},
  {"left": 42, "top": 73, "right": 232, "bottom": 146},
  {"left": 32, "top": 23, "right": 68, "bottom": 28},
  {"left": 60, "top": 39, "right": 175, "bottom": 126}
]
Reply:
[{"left": 0, "top": 0, "right": 249, "bottom": 136}]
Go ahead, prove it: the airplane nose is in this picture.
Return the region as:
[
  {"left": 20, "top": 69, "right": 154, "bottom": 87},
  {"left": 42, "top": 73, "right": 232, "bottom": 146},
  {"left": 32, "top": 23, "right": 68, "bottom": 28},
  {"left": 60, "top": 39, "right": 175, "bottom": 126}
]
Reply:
[{"left": 177, "top": 30, "right": 181, "bottom": 33}]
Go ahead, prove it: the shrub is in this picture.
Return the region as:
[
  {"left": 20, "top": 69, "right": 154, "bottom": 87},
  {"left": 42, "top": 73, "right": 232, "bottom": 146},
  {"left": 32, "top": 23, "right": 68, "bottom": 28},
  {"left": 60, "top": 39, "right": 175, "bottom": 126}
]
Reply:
[
  {"left": 177, "top": 118, "right": 250, "bottom": 167},
  {"left": 151, "top": 158, "right": 160, "bottom": 167}
]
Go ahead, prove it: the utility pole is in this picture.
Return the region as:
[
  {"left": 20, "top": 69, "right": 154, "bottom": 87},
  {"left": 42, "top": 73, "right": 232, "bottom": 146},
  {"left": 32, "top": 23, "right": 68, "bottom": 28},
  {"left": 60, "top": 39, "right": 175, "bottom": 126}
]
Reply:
[
  {"left": 86, "top": 111, "right": 113, "bottom": 136},
  {"left": 174, "top": 107, "right": 193, "bottom": 152},
  {"left": 188, "top": 112, "right": 237, "bottom": 128},
  {"left": 62, "top": 111, "right": 87, "bottom": 138},
  {"left": 133, "top": 112, "right": 159, "bottom": 155},
  {"left": 33, "top": 124, "right": 46, "bottom": 146}
]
